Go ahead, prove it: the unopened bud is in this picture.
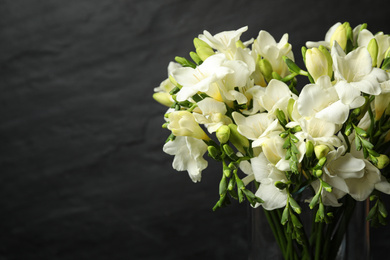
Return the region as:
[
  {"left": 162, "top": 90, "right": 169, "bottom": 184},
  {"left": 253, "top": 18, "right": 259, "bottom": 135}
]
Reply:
[
  {"left": 228, "top": 124, "right": 250, "bottom": 154},
  {"left": 275, "top": 181, "right": 288, "bottom": 190},
  {"left": 287, "top": 98, "right": 295, "bottom": 120},
  {"left": 305, "top": 140, "right": 314, "bottom": 158},
  {"left": 315, "top": 145, "right": 330, "bottom": 159},
  {"left": 193, "top": 38, "right": 214, "bottom": 61},
  {"left": 153, "top": 92, "right": 174, "bottom": 107},
  {"left": 376, "top": 154, "right": 390, "bottom": 169},
  {"left": 306, "top": 48, "right": 328, "bottom": 82},
  {"left": 367, "top": 38, "right": 379, "bottom": 67},
  {"left": 258, "top": 58, "right": 273, "bottom": 83},
  {"left": 208, "top": 146, "right": 221, "bottom": 160},
  {"left": 189, "top": 51, "right": 202, "bottom": 65},
  {"left": 317, "top": 157, "right": 327, "bottom": 168},
  {"left": 216, "top": 125, "right": 231, "bottom": 144},
  {"left": 315, "top": 169, "right": 323, "bottom": 178},
  {"left": 318, "top": 45, "right": 333, "bottom": 78},
  {"left": 330, "top": 24, "right": 348, "bottom": 50}
]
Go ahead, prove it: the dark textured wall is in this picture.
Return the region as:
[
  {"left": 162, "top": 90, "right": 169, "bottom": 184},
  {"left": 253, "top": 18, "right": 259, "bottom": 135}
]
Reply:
[{"left": 1, "top": 0, "right": 389, "bottom": 259}]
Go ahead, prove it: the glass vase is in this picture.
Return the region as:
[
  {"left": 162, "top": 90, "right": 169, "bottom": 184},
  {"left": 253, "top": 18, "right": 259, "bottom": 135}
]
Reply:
[{"left": 249, "top": 199, "right": 371, "bottom": 260}]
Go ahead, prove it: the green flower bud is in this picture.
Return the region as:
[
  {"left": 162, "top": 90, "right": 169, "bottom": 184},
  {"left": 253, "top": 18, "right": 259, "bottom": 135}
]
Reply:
[
  {"left": 306, "top": 48, "right": 329, "bottom": 82},
  {"left": 318, "top": 45, "right": 333, "bottom": 78},
  {"left": 376, "top": 154, "right": 390, "bottom": 169},
  {"left": 208, "top": 146, "right": 221, "bottom": 160},
  {"left": 367, "top": 38, "right": 379, "bottom": 67},
  {"left": 193, "top": 38, "right": 214, "bottom": 61},
  {"left": 305, "top": 140, "right": 314, "bottom": 158},
  {"left": 228, "top": 124, "right": 250, "bottom": 154},
  {"left": 315, "top": 145, "right": 330, "bottom": 159},
  {"left": 301, "top": 46, "right": 307, "bottom": 64},
  {"left": 315, "top": 169, "right": 323, "bottom": 178},
  {"left": 189, "top": 51, "right": 202, "bottom": 65},
  {"left": 317, "top": 157, "right": 327, "bottom": 168},
  {"left": 258, "top": 58, "right": 273, "bottom": 83},
  {"left": 287, "top": 98, "right": 295, "bottom": 121},
  {"left": 330, "top": 23, "right": 348, "bottom": 50},
  {"left": 275, "top": 181, "right": 288, "bottom": 190},
  {"left": 216, "top": 125, "right": 231, "bottom": 144},
  {"left": 153, "top": 92, "right": 174, "bottom": 107}
]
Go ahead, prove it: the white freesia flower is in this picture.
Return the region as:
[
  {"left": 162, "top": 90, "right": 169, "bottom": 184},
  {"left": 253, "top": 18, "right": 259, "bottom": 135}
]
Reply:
[
  {"left": 358, "top": 29, "right": 390, "bottom": 68},
  {"left": 306, "top": 22, "right": 342, "bottom": 49},
  {"left": 290, "top": 116, "right": 342, "bottom": 149},
  {"left": 193, "top": 98, "right": 232, "bottom": 133},
  {"left": 250, "top": 153, "right": 288, "bottom": 210},
  {"left": 168, "top": 111, "right": 209, "bottom": 140},
  {"left": 323, "top": 136, "right": 388, "bottom": 201},
  {"left": 257, "top": 79, "right": 297, "bottom": 116},
  {"left": 252, "top": 31, "right": 294, "bottom": 77},
  {"left": 163, "top": 136, "right": 208, "bottom": 183},
  {"left": 219, "top": 59, "right": 251, "bottom": 104},
  {"left": 232, "top": 111, "right": 282, "bottom": 145},
  {"left": 172, "top": 53, "right": 233, "bottom": 102},
  {"left": 199, "top": 26, "right": 249, "bottom": 60},
  {"left": 298, "top": 76, "right": 350, "bottom": 124},
  {"left": 332, "top": 43, "right": 387, "bottom": 106},
  {"left": 375, "top": 77, "right": 390, "bottom": 120}
]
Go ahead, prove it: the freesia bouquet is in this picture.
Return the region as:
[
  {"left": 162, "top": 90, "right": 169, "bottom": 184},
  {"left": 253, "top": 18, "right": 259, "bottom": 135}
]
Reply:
[{"left": 153, "top": 22, "right": 390, "bottom": 259}]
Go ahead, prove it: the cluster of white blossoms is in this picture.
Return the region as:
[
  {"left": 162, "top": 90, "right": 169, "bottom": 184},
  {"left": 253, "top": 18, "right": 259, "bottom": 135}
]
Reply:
[{"left": 154, "top": 22, "right": 390, "bottom": 221}]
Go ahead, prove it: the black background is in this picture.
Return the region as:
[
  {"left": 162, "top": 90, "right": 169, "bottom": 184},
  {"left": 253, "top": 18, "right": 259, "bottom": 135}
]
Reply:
[{"left": 1, "top": 0, "right": 390, "bottom": 259}]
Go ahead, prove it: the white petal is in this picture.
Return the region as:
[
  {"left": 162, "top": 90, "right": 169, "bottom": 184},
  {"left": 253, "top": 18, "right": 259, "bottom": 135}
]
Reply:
[
  {"left": 334, "top": 81, "right": 362, "bottom": 105},
  {"left": 255, "top": 179, "right": 288, "bottom": 210},
  {"left": 250, "top": 153, "right": 271, "bottom": 181},
  {"left": 375, "top": 176, "right": 390, "bottom": 195},
  {"left": 315, "top": 100, "right": 350, "bottom": 124}
]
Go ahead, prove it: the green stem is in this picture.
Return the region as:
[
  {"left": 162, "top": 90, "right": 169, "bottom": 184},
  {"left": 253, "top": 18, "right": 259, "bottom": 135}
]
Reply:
[
  {"left": 327, "top": 196, "right": 356, "bottom": 260},
  {"left": 264, "top": 209, "right": 286, "bottom": 258},
  {"left": 270, "top": 210, "right": 288, "bottom": 258},
  {"left": 314, "top": 222, "right": 324, "bottom": 260}
]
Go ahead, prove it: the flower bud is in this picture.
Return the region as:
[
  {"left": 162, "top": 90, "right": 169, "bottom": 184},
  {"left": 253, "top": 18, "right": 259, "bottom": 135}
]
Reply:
[
  {"left": 376, "top": 154, "right": 390, "bottom": 169},
  {"left": 330, "top": 24, "right": 348, "bottom": 50},
  {"left": 189, "top": 51, "right": 202, "bottom": 65},
  {"left": 153, "top": 92, "right": 174, "bottom": 107},
  {"left": 305, "top": 140, "right": 314, "bottom": 158},
  {"left": 228, "top": 124, "right": 250, "bottom": 154},
  {"left": 314, "top": 145, "right": 330, "bottom": 159},
  {"left": 168, "top": 111, "right": 210, "bottom": 140},
  {"left": 193, "top": 38, "right": 214, "bottom": 61},
  {"left": 208, "top": 146, "right": 221, "bottom": 160},
  {"left": 216, "top": 125, "right": 231, "bottom": 144},
  {"left": 275, "top": 181, "right": 288, "bottom": 190},
  {"left": 287, "top": 98, "right": 295, "bottom": 120},
  {"left": 367, "top": 38, "right": 379, "bottom": 67},
  {"left": 258, "top": 58, "right": 273, "bottom": 83},
  {"left": 314, "top": 169, "right": 323, "bottom": 178},
  {"left": 318, "top": 45, "right": 333, "bottom": 78},
  {"left": 305, "top": 48, "right": 329, "bottom": 82}
]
